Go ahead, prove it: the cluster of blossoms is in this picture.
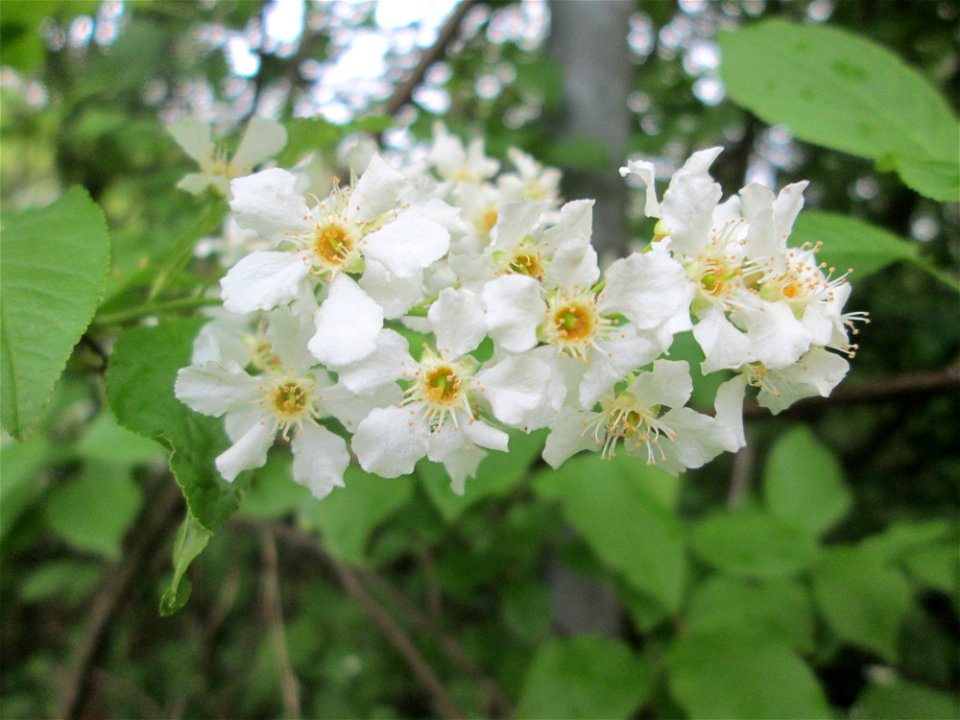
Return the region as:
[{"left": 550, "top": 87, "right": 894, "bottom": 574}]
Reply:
[{"left": 172, "top": 119, "right": 863, "bottom": 500}]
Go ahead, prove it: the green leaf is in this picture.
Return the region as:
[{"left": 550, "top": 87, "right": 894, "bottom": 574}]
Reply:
[
  {"left": 1, "top": 187, "right": 110, "bottom": 439},
  {"left": 517, "top": 635, "right": 651, "bottom": 719},
  {"left": 810, "top": 546, "right": 912, "bottom": 662},
  {"left": 20, "top": 559, "right": 102, "bottom": 605},
  {"left": 160, "top": 513, "right": 212, "bottom": 616},
  {"left": 106, "top": 318, "right": 241, "bottom": 531},
  {"left": 77, "top": 409, "right": 164, "bottom": 466},
  {"left": 535, "top": 453, "right": 686, "bottom": 612},
  {"left": 688, "top": 506, "right": 818, "bottom": 579},
  {"left": 44, "top": 462, "right": 143, "bottom": 560},
  {"left": 669, "top": 630, "right": 831, "bottom": 719},
  {"left": 902, "top": 542, "right": 959, "bottom": 595},
  {"left": 719, "top": 20, "right": 958, "bottom": 200},
  {"left": 0, "top": 432, "right": 51, "bottom": 541},
  {"left": 763, "top": 426, "right": 850, "bottom": 537},
  {"left": 856, "top": 680, "right": 960, "bottom": 720},
  {"left": 238, "top": 453, "right": 314, "bottom": 520},
  {"left": 791, "top": 212, "right": 917, "bottom": 279},
  {"left": 859, "top": 519, "right": 953, "bottom": 562},
  {"left": 418, "top": 429, "right": 546, "bottom": 521},
  {"left": 893, "top": 154, "right": 960, "bottom": 203},
  {"left": 300, "top": 464, "right": 413, "bottom": 565},
  {"left": 684, "top": 576, "right": 816, "bottom": 653}
]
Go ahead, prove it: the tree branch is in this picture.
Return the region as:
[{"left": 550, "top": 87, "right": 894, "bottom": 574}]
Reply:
[
  {"left": 235, "top": 518, "right": 472, "bottom": 720},
  {"left": 258, "top": 526, "right": 302, "bottom": 720},
  {"left": 57, "top": 479, "right": 183, "bottom": 720},
  {"left": 382, "top": 0, "right": 481, "bottom": 117},
  {"left": 743, "top": 366, "right": 960, "bottom": 420}
]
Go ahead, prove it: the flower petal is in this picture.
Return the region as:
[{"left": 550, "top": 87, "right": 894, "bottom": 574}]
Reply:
[
  {"left": 333, "top": 329, "right": 415, "bottom": 394},
  {"left": 220, "top": 250, "right": 309, "bottom": 314},
  {"left": 362, "top": 211, "right": 450, "bottom": 279},
  {"left": 481, "top": 275, "right": 546, "bottom": 353},
  {"left": 291, "top": 422, "right": 350, "bottom": 500},
  {"left": 353, "top": 406, "right": 429, "bottom": 478},
  {"left": 232, "top": 116, "right": 287, "bottom": 173},
  {"left": 602, "top": 251, "right": 692, "bottom": 330},
  {"left": 215, "top": 419, "right": 275, "bottom": 482},
  {"left": 348, "top": 154, "right": 406, "bottom": 223},
  {"left": 230, "top": 168, "right": 312, "bottom": 241},
  {"left": 428, "top": 287, "right": 486, "bottom": 358},
  {"left": 308, "top": 274, "right": 384, "bottom": 366},
  {"left": 174, "top": 362, "right": 259, "bottom": 416}
]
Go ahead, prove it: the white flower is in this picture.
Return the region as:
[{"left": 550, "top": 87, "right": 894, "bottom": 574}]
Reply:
[
  {"left": 221, "top": 155, "right": 451, "bottom": 314},
  {"left": 543, "top": 360, "right": 740, "bottom": 474},
  {"left": 174, "top": 306, "right": 352, "bottom": 499},
  {"left": 168, "top": 115, "right": 287, "bottom": 196}
]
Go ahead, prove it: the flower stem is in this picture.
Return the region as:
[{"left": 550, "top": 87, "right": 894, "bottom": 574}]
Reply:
[{"left": 93, "top": 296, "right": 221, "bottom": 326}]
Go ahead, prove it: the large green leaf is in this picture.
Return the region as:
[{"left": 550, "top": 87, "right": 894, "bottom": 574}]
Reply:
[
  {"left": 517, "top": 635, "right": 651, "bottom": 719},
  {"left": 684, "top": 576, "right": 816, "bottom": 653},
  {"left": 719, "top": 20, "right": 958, "bottom": 200},
  {"left": 763, "top": 426, "right": 850, "bottom": 537},
  {"left": 106, "top": 318, "right": 240, "bottom": 531},
  {"left": 1, "top": 187, "right": 110, "bottom": 439},
  {"left": 535, "top": 453, "right": 686, "bottom": 612},
  {"left": 791, "top": 212, "right": 918, "bottom": 279},
  {"left": 688, "top": 506, "right": 818, "bottom": 579},
  {"left": 810, "top": 546, "right": 913, "bottom": 662},
  {"left": 669, "top": 630, "right": 831, "bottom": 719}
]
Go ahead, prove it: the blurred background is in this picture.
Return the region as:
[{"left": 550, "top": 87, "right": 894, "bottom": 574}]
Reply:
[{"left": 1, "top": 1, "right": 958, "bottom": 718}]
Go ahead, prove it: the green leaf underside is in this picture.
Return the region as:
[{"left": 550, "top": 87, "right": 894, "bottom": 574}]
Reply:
[
  {"left": 763, "top": 426, "right": 851, "bottom": 537},
  {"left": 106, "top": 317, "right": 240, "bottom": 531},
  {"left": 720, "top": 20, "right": 958, "bottom": 200},
  {"left": 1, "top": 186, "right": 110, "bottom": 439},
  {"left": 535, "top": 453, "right": 686, "bottom": 612},
  {"left": 517, "top": 636, "right": 651, "bottom": 720},
  {"left": 810, "top": 546, "right": 912, "bottom": 662},
  {"left": 791, "top": 212, "right": 918, "bottom": 279},
  {"left": 669, "top": 630, "right": 831, "bottom": 719},
  {"left": 160, "top": 513, "right": 212, "bottom": 616}
]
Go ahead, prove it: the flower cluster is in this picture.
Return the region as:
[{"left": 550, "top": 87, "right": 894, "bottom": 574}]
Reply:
[{"left": 174, "top": 121, "right": 862, "bottom": 500}]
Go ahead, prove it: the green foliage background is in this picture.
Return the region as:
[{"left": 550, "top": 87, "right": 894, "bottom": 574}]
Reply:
[{"left": 1, "top": 1, "right": 958, "bottom": 718}]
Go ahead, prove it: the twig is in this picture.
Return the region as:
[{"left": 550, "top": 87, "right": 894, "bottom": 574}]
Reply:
[
  {"left": 333, "top": 562, "right": 465, "bottom": 720},
  {"left": 726, "top": 428, "right": 754, "bottom": 508},
  {"left": 235, "top": 518, "right": 474, "bottom": 720},
  {"left": 382, "top": 0, "right": 481, "bottom": 117},
  {"left": 57, "top": 480, "right": 183, "bottom": 720},
  {"left": 744, "top": 366, "right": 960, "bottom": 420},
  {"left": 358, "top": 568, "right": 516, "bottom": 719},
  {"left": 258, "top": 526, "right": 302, "bottom": 720}
]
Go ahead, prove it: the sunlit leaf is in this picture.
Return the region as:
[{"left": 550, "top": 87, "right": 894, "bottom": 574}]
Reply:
[
  {"left": 791, "top": 212, "right": 918, "bottom": 279},
  {"left": 1, "top": 187, "right": 109, "bottom": 439},
  {"left": 720, "top": 20, "right": 958, "bottom": 200}
]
